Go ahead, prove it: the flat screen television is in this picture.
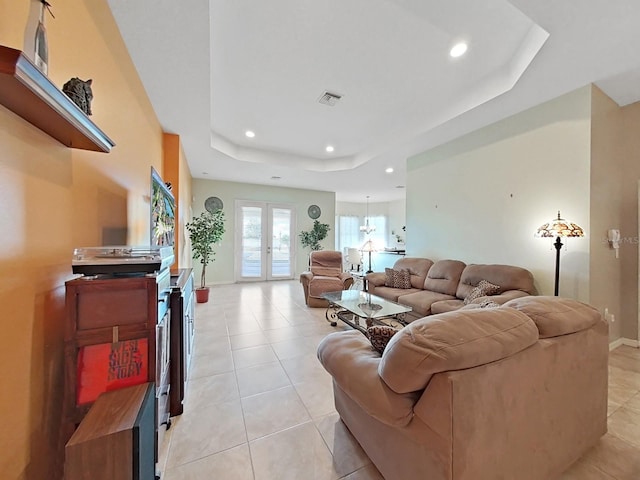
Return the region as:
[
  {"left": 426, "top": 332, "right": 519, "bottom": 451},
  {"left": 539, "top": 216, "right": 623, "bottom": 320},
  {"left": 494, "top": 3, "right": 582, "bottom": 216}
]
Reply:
[{"left": 150, "top": 167, "right": 176, "bottom": 247}]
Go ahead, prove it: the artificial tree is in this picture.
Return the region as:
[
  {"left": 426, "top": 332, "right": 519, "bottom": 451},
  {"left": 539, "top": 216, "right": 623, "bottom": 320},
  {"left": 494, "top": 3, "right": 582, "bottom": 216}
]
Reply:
[
  {"left": 299, "top": 219, "right": 330, "bottom": 251},
  {"left": 186, "top": 209, "right": 225, "bottom": 302}
]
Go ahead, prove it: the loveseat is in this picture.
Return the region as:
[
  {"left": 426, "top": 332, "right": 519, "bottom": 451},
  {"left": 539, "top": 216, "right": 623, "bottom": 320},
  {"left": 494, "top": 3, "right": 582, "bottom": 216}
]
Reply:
[
  {"left": 317, "top": 296, "right": 608, "bottom": 480},
  {"left": 366, "top": 257, "right": 536, "bottom": 320}
]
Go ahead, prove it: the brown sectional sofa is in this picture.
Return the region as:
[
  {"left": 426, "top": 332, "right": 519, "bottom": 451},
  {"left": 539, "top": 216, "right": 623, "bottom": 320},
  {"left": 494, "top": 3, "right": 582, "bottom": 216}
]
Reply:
[
  {"left": 366, "top": 257, "right": 536, "bottom": 320},
  {"left": 317, "top": 296, "right": 609, "bottom": 480}
]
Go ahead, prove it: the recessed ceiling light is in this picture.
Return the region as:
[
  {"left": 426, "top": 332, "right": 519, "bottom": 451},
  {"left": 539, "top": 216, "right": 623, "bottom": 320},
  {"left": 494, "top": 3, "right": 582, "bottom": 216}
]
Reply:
[
  {"left": 450, "top": 42, "right": 468, "bottom": 58},
  {"left": 271, "top": 176, "right": 281, "bottom": 180},
  {"left": 325, "top": 145, "right": 335, "bottom": 153},
  {"left": 395, "top": 185, "right": 405, "bottom": 189},
  {"left": 385, "top": 167, "right": 394, "bottom": 173},
  {"left": 245, "top": 130, "right": 255, "bottom": 138},
  {"left": 202, "top": 172, "right": 209, "bottom": 175}
]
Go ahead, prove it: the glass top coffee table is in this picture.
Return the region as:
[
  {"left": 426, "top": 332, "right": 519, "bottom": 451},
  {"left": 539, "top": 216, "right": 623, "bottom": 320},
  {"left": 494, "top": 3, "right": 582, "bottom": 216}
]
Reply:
[{"left": 321, "top": 290, "right": 412, "bottom": 334}]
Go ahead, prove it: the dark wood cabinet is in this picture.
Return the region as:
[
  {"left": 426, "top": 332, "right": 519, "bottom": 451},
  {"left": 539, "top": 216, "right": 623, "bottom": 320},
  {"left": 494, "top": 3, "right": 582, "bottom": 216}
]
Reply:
[
  {"left": 169, "top": 269, "right": 194, "bottom": 416},
  {"left": 65, "top": 383, "right": 156, "bottom": 480},
  {"left": 63, "top": 269, "right": 172, "bottom": 460}
]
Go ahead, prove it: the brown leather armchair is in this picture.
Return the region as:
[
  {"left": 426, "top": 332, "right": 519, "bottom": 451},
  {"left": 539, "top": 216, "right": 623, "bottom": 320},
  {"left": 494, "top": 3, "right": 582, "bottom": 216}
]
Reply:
[{"left": 300, "top": 250, "right": 354, "bottom": 307}]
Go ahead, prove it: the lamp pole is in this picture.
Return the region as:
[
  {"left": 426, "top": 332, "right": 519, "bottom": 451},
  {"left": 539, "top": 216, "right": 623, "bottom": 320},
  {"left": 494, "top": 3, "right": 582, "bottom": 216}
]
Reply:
[
  {"left": 366, "top": 249, "right": 373, "bottom": 274},
  {"left": 553, "top": 236, "right": 563, "bottom": 296}
]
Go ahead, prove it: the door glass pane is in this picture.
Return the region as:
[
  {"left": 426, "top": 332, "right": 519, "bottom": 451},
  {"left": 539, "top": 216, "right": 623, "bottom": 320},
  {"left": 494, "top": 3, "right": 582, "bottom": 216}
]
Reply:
[
  {"left": 241, "top": 206, "right": 262, "bottom": 277},
  {"left": 271, "top": 208, "right": 291, "bottom": 277}
]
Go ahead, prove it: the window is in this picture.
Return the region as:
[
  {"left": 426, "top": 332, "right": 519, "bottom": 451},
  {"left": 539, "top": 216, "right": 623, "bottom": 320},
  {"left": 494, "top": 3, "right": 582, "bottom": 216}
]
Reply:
[{"left": 336, "top": 214, "right": 388, "bottom": 253}]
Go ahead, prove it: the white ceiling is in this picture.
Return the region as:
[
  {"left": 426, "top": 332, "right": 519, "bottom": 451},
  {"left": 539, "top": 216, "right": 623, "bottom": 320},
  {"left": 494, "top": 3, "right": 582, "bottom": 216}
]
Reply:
[{"left": 107, "top": 0, "right": 640, "bottom": 203}]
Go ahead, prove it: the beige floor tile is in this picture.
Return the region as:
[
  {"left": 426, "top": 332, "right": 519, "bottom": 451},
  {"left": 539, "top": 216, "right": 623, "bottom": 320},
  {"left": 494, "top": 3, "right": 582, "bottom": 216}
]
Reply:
[
  {"left": 571, "top": 433, "right": 640, "bottom": 480},
  {"left": 280, "top": 353, "right": 329, "bottom": 384},
  {"left": 294, "top": 375, "right": 337, "bottom": 419},
  {"left": 257, "top": 316, "right": 292, "bottom": 330},
  {"left": 192, "top": 331, "right": 231, "bottom": 356},
  {"left": 263, "top": 326, "right": 302, "bottom": 343},
  {"left": 609, "top": 354, "right": 640, "bottom": 374},
  {"left": 294, "top": 322, "right": 342, "bottom": 337},
  {"left": 249, "top": 422, "right": 341, "bottom": 480},
  {"left": 189, "top": 350, "right": 235, "bottom": 379},
  {"left": 315, "top": 413, "right": 371, "bottom": 476},
  {"left": 163, "top": 444, "right": 254, "bottom": 480},
  {"left": 241, "top": 385, "right": 311, "bottom": 440},
  {"left": 236, "top": 361, "right": 292, "bottom": 397},
  {"left": 227, "top": 319, "right": 263, "bottom": 336},
  {"left": 609, "top": 365, "right": 640, "bottom": 390},
  {"left": 607, "top": 406, "right": 640, "bottom": 448},
  {"left": 194, "top": 316, "right": 228, "bottom": 332},
  {"left": 625, "top": 391, "right": 640, "bottom": 414},
  {"left": 184, "top": 371, "right": 239, "bottom": 411},
  {"left": 341, "top": 463, "right": 384, "bottom": 480},
  {"left": 166, "top": 400, "right": 247, "bottom": 468},
  {"left": 560, "top": 460, "right": 616, "bottom": 479},
  {"left": 230, "top": 331, "right": 270, "bottom": 350},
  {"left": 612, "top": 345, "right": 640, "bottom": 361},
  {"left": 271, "top": 337, "right": 318, "bottom": 361},
  {"left": 232, "top": 344, "right": 279, "bottom": 370}
]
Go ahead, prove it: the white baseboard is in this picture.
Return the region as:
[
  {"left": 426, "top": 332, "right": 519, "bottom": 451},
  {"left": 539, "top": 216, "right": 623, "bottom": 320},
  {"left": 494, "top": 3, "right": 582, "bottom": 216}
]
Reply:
[{"left": 609, "top": 337, "right": 639, "bottom": 350}]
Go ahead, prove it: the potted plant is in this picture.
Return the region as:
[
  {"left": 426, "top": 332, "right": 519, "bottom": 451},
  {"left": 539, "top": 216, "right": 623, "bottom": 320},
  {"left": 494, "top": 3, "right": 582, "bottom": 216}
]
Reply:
[
  {"left": 299, "top": 219, "right": 330, "bottom": 251},
  {"left": 186, "top": 209, "right": 226, "bottom": 303}
]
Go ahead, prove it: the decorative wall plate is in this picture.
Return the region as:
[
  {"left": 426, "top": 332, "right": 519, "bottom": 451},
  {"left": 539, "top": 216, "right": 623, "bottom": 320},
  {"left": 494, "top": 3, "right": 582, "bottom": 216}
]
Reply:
[
  {"left": 205, "top": 196, "right": 223, "bottom": 213},
  {"left": 307, "top": 204, "right": 321, "bottom": 219}
]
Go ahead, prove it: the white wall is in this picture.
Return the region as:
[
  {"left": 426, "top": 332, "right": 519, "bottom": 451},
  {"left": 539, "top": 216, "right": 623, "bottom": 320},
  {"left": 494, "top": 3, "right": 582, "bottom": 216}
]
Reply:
[
  {"left": 406, "top": 87, "right": 592, "bottom": 300},
  {"left": 192, "top": 179, "right": 335, "bottom": 284}
]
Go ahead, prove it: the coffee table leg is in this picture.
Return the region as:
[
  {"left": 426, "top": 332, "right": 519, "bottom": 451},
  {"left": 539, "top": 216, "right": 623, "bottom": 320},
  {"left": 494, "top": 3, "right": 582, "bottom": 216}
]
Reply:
[{"left": 325, "top": 304, "right": 338, "bottom": 326}]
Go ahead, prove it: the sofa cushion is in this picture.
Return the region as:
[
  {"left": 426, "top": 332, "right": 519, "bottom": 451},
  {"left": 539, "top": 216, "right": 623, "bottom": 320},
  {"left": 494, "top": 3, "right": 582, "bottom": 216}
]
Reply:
[
  {"left": 368, "top": 285, "right": 422, "bottom": 302},
  {"left": 384, "top": 268, "right": 412, "bottom": 289},
  {"left": 463, "top": 279, "right": 501, "bottom": 305},
  {"left": 504, "top": 296, "right": 601, "bottom": 338},
  {"left": 397, "top": 290, "right": 456, "bottom": 317},
  {"left": 367, "top": 325, "right": 399, "bottom": 354},
  {"left": 456, "top": 264, "right": 536, "bottom": 300},
  {"left": 431, "top": 299, "right": 465, "bottom": 314},
  {"left": 423, "top": 259, "right": 466, "bottom": 296},
  {"left": 317, "top": 331, "right": 420, "bottom": 427},
  {"left": 390, "top": 258, "right": 434, "bottom": 289},
  {"left": 378, "top": 307, "right": 539, "bottom": 394}
]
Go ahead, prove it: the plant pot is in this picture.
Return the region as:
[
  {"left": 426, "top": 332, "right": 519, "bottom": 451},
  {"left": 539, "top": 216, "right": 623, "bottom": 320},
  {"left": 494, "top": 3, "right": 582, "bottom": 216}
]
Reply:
[{"left": 195, "top": 287, "right": 210, "bottom": 303}]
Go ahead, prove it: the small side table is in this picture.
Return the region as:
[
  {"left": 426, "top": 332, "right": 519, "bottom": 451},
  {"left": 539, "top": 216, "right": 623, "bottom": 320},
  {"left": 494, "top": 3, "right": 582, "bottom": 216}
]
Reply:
[{"left": 349, "top": 271, "right": 368, "bottom": 291}]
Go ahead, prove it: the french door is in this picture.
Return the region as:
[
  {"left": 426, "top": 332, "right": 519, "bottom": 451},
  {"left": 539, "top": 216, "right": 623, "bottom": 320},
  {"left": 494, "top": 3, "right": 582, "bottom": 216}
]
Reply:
[{"left": 235, "top": 201, "right": 296, "bottom": 281}]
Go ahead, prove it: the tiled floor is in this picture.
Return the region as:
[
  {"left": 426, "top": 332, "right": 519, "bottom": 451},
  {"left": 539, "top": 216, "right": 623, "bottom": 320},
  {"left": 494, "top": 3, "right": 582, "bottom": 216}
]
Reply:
[{"left": 159, "top": 280, "right": 640, "bottom": 479}]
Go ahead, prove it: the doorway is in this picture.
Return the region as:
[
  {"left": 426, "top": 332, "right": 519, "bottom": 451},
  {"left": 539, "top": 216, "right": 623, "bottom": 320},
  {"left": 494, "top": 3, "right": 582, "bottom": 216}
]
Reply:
[{"left": 235, "top": 201, "right": 296, "bottom": 281}]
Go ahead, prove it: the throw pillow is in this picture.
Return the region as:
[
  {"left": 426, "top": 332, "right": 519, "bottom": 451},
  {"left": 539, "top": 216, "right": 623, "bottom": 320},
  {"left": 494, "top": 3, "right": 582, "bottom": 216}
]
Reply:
[
  {"left": 384, "top": 268, "right": 412, "bottom": 289},
  {"left": 463, "top": 279, "right": 500, "bottom": 305},
  {"left": 367, "top": 325, "right": 399, "bottom": 354}
]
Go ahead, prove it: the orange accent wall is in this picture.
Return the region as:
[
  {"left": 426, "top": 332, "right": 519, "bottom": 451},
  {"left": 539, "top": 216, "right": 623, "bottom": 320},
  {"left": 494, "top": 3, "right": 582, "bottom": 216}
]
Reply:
[
  {"left": 163, "top": 133, "right": 193, "bottom": 270},
  {"left": 0, "top": 1, "right": 189, "bottom": 477}
]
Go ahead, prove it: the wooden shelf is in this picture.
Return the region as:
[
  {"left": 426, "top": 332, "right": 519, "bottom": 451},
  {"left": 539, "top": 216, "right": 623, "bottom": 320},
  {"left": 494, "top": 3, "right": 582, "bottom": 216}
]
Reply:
[{"left": 0, "top": 45, "right": 115, "bottom": 153}]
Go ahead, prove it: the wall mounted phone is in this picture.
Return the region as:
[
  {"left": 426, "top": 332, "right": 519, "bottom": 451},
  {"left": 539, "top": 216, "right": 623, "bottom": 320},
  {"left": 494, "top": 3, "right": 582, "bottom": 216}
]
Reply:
[{"left": 608, "top": 229, "right": 620, "bottom": 257}]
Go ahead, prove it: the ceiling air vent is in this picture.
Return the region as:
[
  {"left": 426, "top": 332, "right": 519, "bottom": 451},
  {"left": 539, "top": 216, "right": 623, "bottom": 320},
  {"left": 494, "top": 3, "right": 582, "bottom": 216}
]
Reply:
[{"left": 318, "top": 91, "right": 342, "bottom": 106}]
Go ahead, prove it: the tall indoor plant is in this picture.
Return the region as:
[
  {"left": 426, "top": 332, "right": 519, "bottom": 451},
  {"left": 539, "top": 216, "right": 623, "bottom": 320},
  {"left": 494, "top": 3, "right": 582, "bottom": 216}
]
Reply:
[
  {"left": 299, "top": 219, "right": 330, "bottom": 251},
  {"left": 186, "top": 209, "right": 226, "bottom": 303}
]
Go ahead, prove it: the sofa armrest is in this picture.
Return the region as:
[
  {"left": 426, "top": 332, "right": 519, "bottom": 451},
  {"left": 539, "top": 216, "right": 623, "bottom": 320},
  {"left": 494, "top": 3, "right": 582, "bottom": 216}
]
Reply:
[
  {"left": 366, "top": 272, "right": 386, "bottom": 288},
  {"left": 317, "top": 331, "right": 419, "bottom": 427},
  {"left": 469, "top": 290, "right": 529, "bottom": 305}
]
